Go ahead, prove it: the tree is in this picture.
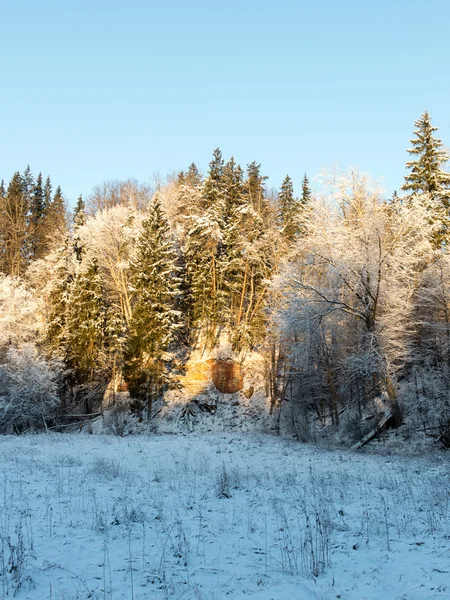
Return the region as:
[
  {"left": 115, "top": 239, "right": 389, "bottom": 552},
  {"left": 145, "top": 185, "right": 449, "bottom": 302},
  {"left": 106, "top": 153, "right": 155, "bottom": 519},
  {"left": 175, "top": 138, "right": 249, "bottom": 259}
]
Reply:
[
  {"left": 40, "top": 185, "right": 67, "bottom": 255},
  {"left": 203, "top": 148, "right": 225, "bottom": 210},
  {"left": 73, "top": 194, "right": 86, "bottom": 262},
  {"left": 30, "top": 172, "right": 46, "bottom": 259},
  {"left": 274, "top": 170, "right": 437, "bottom": 430},
  {"left": 301, "top": 174, "right": 312, "bottom": 204},
  {"left": 0, "top": 344, "right": 60, "bottom": 432},
  {"left": 278, "top": 175, "right": 298, "bottom": 242},
  {"left": 63, "top": 259, "right": 108, "bottom": 412},
  {"left": 185, "top": 162, "right": 202, "bottom": 187},
  {"left": 86, "top": 179, "right": 153, "bottom": 214},
  {"left": 245, "top": 161, "right": 269, "bottom": 216},
  {"left": 0, "top": 275, "right": 43, "bottom": 349},
  {"left": 123, "top": 195, "right": 182, "bottom": 414},
  {"left": 0, "top": 172, "right": 28, "bottom": 275},
  {"left": 402, "top": 112, "right": 450, "bottom": 198},
  {"left": 44, "top": 176, "right": 52, "bottom": 210}
]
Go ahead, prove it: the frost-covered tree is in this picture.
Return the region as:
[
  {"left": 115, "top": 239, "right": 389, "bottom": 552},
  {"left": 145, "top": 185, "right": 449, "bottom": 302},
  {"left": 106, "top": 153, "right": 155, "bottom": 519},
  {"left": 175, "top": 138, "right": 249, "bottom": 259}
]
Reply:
[
  {"left": 0, "top": 275, "right": 43, "bottom": 350},
  {"left": 402, "top": 112, "right": 450, "bottom": 198},
  {"left": 64, "top": 259, "right": 107, "bottom": 386},
  {"left": 123, "top": 195, "right": 182, "bottom": 413},
  {"left": 45, "top": 241, "right": 76, "bottom": 357},
  {"left": 86, "top": 178, "right": 153, "bottom": 213},
  {"left": 0, "top": 344, "right": 60, "bottom": 431},
  {"left": 274, "top": 170, "right": 437, "bottom": 430},
  {"left": 76, "top": 205, "right": 143, "bottom": 327}
]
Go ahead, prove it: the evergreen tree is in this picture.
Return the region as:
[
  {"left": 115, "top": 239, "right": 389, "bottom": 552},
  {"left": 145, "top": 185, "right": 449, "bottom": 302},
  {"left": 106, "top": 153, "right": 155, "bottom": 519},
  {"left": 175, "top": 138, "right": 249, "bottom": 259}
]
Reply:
[
  {"left": 278, "top": 175, "right": 298, "bottom": 242},
  {"left": 223, "top": 157, "right": 245, "bottom": 217},
  {"left": 402, "top": 112, "right": 450, "bottom": 198},
  {"left": 0, "top": 180, "right": 5, "bottom": 198},
  {"left": 44, "top": 176, "right": 52, "bottom": 209},
  {"left": 22, "top": 165, "right": 34, "bottom": 206},
  {"left": 301, "top": 174, "right": 312, "bottom": 205},
  {"left": 185, "top": 162, "right": 202, "bottom": 187},
  {"left": 245, "top": 161, "right": 269, "bottom": 215},
  {"left": 46, "top": 240, "right": 75, "bottom": 355},
  {"left": 43, "top": 185, "right": 67, "bottom": 252},
  {"left": 64, "top": 259, "right": 107, "bottom": 409},
  {"left": 203, "top": 148, "right": 225, "bottom": 210},
  {"left": 30, "top": 172, "right": 46, "bottom": 259},
  {"left": 73, "top": 194, "right": 86, "bottom": 262},
  {"left": 123, "top": 195, "right": 182, "bottom": 411}
]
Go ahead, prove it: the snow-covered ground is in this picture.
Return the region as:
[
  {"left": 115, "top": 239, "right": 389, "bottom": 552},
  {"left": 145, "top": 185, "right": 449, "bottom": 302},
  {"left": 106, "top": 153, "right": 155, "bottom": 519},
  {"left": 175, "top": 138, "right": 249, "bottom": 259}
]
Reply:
[{"left": 0, "top": 432, "right": 448, "bottom": 600}]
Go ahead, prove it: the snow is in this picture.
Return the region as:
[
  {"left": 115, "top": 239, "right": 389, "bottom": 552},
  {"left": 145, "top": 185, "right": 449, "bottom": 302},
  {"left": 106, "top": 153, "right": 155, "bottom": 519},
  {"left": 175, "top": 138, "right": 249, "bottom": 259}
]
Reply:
[{"left": 0, "top": 432, "right": 448, "bottom": 599}]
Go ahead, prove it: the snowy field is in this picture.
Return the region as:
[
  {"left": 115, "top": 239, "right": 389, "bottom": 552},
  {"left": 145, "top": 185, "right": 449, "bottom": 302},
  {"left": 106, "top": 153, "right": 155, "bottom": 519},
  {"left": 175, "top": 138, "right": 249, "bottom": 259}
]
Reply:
[{"left": 0, "top": 433, "right": 448, "bottom": 600}]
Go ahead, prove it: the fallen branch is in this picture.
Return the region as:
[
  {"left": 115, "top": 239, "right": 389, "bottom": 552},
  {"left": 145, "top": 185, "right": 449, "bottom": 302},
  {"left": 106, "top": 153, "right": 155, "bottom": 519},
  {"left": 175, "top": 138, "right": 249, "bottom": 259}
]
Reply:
[{"left": 352, "top": 409, "right": 393, "bottom": 450}]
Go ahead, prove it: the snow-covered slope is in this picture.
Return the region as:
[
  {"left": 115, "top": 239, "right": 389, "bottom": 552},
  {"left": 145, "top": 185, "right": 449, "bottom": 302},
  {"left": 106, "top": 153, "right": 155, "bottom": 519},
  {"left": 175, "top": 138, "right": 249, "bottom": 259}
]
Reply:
[{"left": 0, "top": 432, "right": 448, "bottom": 599}]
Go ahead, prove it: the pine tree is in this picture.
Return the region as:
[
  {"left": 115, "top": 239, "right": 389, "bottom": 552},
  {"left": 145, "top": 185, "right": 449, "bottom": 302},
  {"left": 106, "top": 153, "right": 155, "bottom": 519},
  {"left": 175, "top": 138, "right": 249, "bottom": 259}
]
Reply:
[
  {"left": 278, "top": 175, "right": 298, "bottom": 242},
  {"left": 402, "top": 112, "right": 450, "bottom": 198},
  {"left": 0, "top": 180, "right": 5, "bottom": 198},
  {"left": 123, "top": 195, "right": 182, "bottom": 411}
]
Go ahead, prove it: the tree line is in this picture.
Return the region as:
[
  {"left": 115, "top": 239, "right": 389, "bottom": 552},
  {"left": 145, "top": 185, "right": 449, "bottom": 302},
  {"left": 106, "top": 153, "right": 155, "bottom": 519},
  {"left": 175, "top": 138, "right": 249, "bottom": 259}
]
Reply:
[{"left": 1, "top": 112, "right": 450, "bottom": 445}]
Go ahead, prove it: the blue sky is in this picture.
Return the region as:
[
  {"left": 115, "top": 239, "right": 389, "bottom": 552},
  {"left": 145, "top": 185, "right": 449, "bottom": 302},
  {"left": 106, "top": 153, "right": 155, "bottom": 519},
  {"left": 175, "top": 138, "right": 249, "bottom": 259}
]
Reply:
[{"left": 1, "top": 0, "right": 450, "bottom": 205}]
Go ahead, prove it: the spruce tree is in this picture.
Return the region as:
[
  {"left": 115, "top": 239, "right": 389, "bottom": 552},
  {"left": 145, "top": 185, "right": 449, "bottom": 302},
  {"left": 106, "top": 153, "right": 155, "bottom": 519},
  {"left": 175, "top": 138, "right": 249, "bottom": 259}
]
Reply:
[
  {"left": 46, "top": 240, "right": 75, "bottom": 356},
  {"left": 44, "top": 176, "right": 52, "bottom": 209},
  {"left": 278, "top": 175, "right": 298, "bottom": 242},
  {"left": 73, "top": 194, "right": 86, "bottom": 262},
  {"left": 64, "top": 259, "right": 107, "bottom": 409},
  {"left": 22, "top": 165, "right": 34, "bottom": 200},
  {"left": 301, "top": 174, "right": 312, "bottom": 205},
  {"left": 203, "top": 148, "right": 225, "bottom": 210},
  {"left": 245, "top": 161, "right": 269, "bottom": 216},
  {"left": 43, "top": 185, "right": 67, "bottom": 252},
  {"left": 123, "top": 195, "right": 182, "bottom": 411},
  {"left": 185, "top": 162, "right": 202, "bottom": 187},
  {"left": 221, "top": 158, "right": 248, "bottom": 322},
  {"left": 223, "top": 157, "right": 245, "bottom": 217},
  {"left": 30, "top": 172, "right": 46, "bottom": 259},
  {"left": 402, "top": 112, "right": 450, "bottom": 198}
]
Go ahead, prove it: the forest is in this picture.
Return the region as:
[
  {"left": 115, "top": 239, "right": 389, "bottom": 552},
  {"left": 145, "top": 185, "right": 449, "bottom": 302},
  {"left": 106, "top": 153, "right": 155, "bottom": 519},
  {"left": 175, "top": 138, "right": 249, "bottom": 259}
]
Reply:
[{"left": 1, "top": 111, "right": 450, "bottom": 447}]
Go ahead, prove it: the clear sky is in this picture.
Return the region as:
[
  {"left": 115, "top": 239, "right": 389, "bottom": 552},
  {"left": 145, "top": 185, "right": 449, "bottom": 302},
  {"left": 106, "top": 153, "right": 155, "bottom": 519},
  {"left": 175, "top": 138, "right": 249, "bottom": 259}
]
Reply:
[{"left": 1, "top": 0, "right": 450, "bottom": 205}]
